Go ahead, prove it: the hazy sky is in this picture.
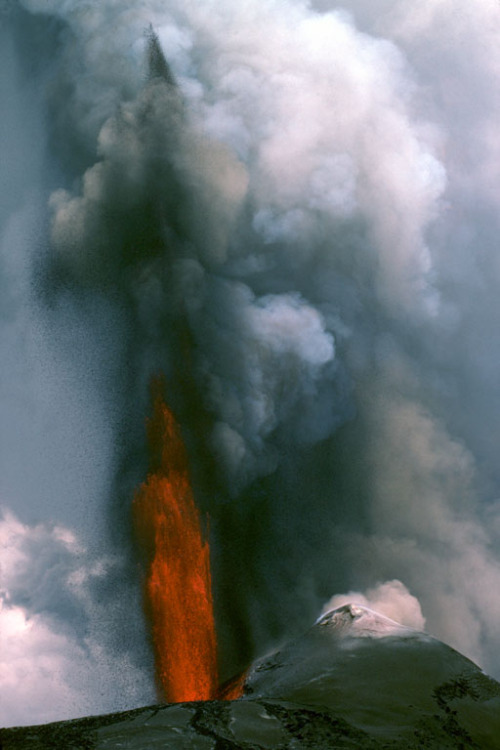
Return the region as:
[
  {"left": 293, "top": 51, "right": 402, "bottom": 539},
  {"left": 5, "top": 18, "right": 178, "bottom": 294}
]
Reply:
[{"left": 2, "top": 0, "right": 500, "bottom": 727}]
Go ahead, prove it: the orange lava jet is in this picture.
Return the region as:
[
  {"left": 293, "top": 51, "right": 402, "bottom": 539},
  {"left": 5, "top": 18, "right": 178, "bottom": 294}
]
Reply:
[
  {"left": 217, "top": 671, "right": 248, "bottom": 700},
  {"left": 133, "top": 380, "right": 218, "bottom": 702}
]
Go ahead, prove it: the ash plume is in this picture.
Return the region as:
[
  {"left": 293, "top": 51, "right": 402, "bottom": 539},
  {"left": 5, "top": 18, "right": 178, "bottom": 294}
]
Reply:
[{"left": 2, "top": 0, "right": 500, "bottom": 724}]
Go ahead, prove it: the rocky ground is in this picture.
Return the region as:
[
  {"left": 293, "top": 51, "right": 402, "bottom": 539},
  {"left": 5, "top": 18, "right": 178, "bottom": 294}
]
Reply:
[{"left": 3, "top": 605, "right": 500, "bottom": 749}]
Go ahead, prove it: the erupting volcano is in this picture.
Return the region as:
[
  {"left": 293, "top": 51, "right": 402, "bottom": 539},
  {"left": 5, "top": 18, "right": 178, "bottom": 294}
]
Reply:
[{"left": 133, "top": 381, "right": 218, "bottom": 702}]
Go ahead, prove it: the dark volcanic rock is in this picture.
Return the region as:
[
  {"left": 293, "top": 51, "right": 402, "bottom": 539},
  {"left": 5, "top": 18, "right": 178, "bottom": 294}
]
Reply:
[
  {"left": 0, "top": 700, "right": 416, "bottom": 749},
  {"left": 2, "top": 606, "right": 500, "bottom": 749}
]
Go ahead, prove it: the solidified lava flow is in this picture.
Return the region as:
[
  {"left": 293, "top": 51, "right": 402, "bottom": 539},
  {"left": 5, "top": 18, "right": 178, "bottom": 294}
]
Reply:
[{"left": 133, "top": 380, "right": 219, "bottom": 702}]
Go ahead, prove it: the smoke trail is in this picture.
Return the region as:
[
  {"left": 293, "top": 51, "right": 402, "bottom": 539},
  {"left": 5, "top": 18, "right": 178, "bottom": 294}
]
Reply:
[{"left": 3, "top": 0, "right": 500, "bottom": 723}]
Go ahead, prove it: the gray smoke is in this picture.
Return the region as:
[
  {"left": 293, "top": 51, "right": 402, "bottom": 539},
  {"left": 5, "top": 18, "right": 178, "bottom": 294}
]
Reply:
[{"left": 2, "top": 0, "right": 500, "bottom": 725}]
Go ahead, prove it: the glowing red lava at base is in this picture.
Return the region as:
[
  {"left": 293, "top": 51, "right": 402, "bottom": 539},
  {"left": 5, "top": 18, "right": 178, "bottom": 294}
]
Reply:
[{"left": 133, "top": 381, "right": 218, "bottom": 702}]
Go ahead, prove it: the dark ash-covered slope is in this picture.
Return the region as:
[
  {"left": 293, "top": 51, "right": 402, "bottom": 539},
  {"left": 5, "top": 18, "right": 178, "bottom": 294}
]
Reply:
[{"left": 3, "top": 605, "right": 500, "bottom": 749}]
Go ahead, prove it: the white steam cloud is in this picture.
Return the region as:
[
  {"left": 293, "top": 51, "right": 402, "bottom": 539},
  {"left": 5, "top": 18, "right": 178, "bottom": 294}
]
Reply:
[
  {"left": 0, "top": 511, "right": 154, "bottom": 727},
  {"left": 2, "top": 0, "right": 500, "bottom": 725},
  {"left": 322, "top": 579, "right": 426, "bottom": 630}
]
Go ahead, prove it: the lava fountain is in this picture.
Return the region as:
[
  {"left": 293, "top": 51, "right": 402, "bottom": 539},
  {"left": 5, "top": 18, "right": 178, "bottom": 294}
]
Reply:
[{"left": 133, "top": 379, "right": 218, "bottom": 702}]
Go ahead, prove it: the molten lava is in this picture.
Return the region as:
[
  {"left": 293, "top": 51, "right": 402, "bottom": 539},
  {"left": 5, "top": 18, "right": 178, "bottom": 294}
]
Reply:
[
  {"left": 217, "top": 671, "right": 248, "bottom": 700},
  {"left": 133, "top": 382, "right": 218, "bottom": 702}
]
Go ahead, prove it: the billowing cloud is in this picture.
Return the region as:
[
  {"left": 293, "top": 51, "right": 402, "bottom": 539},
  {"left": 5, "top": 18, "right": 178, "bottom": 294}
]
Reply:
[
  {"left": 322, "top": 579, "right": 425, "bottom": 630},
  {"left": 0, "top": 511, "right": 154, "bottom": 727},
  {"left": 32, "top": 0, "right": 447, "bottom": 488}
]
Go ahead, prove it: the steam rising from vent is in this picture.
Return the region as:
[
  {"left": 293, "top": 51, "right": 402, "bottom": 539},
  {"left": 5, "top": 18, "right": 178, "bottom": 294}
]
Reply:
[
  {"left": 3, "top": 0, "right": 500, "bottom": 724},
  {"left": 322, "top": 580, "right": 426, "bottom": 631}
]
